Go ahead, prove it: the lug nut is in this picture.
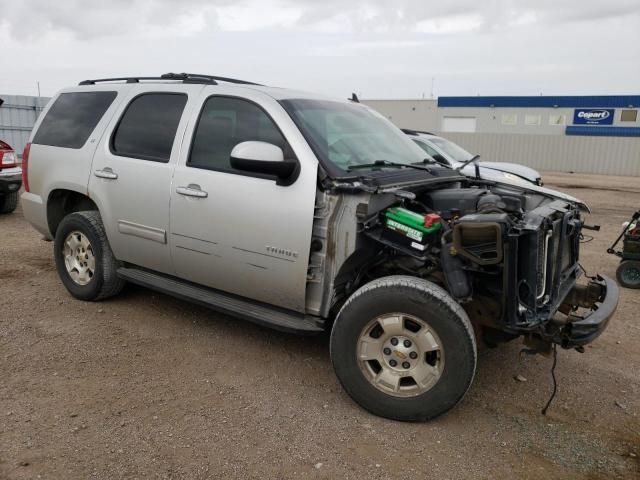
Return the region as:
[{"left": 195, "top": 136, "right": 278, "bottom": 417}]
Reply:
[
  {"left": 383, "top": 347, "right": 391, "bottom": 355},
  {"left": 402, "top": 362, "right": 410, "bottom": 369},
  {"left": 403, "top": 340, "right": 412, "bottom": 348},
  {"left": 389, "top": 359, "right": 397, "bottom": 367},
  {"left": 390, "top": 337, "right": 398, "bottom": 346},
  {"left": 409, "top": 351, "right": 418, "bottom": 359}
]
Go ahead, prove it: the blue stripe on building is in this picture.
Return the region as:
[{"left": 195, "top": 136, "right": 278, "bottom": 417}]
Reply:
[
  {"left": 565, "top": 126, "right": 640, "bottom": 137},
  {"left": 438, "top": 96, "right": 640, "bottom": 108}
]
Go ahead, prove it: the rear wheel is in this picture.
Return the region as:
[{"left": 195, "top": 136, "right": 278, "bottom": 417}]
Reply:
[
  {"left": 616, "top": 260, "right": 640, "bottom": 289},
  {"left": 330, "top": 276, "right": 477, "bottom": 421},
  {"left": 54, "top": 211, "right": 125, "bottom": 301},
  {"left": 0, "top": 191, "right": 19, "bottom": 214}
]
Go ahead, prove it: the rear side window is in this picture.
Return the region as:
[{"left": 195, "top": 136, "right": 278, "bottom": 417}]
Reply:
[
  {"left": 189, "top": 96, "right": 287, "bottom": 172},
  {"left": 111, "top": 93, "right": 187, "bottom": 162},
  {"left": 32, "top": 91, "right": 117, "bottom": 149}
]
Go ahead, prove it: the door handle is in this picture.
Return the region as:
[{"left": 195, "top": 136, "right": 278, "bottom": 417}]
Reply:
[
  {"left": 94, "top": 167, "right": 118, "bottom": 180},
  {"left": 176, "top": 184, "right": 208, "bottom": 198}
]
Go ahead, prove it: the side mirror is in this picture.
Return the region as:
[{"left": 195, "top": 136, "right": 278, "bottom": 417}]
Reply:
[{"left": 230, "top": 141, "right": 297, "bottom": 181}]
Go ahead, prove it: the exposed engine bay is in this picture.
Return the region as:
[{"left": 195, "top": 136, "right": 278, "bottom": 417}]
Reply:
[{"left": 308, "top": 175, "right": 618, "bottom": 352}]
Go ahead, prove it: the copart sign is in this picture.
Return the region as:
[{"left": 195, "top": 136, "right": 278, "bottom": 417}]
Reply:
[{"left": 573, "top": 109, "right": 615, "bottom": 125}]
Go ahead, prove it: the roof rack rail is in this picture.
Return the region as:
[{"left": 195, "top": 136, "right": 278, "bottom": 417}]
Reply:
[
  {"left": 78, "top": 72, "right": 262, "bottom": 86},
  {"left": 401, "top": 128, "right": 435, "bottom": 136},
  {"left": 161, "top": 72, "right": 262, "bottom": 85}
]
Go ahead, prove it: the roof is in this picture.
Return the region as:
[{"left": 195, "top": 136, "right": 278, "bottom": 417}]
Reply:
[
  {"left": 73, "top": 72, "right": 341, "bottom": 103},
  {"left": 248, "top": 85, "right": 337, "bottom": 102},
  {"left": 437, "top": 95, "right": 640, "bottom": 108}
]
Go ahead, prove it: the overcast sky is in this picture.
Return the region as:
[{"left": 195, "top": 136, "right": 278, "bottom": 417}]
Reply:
[{"left": 1, "top": 0, "right": 639, "bottom": 99}]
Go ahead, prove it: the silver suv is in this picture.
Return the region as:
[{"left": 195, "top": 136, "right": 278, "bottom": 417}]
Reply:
[{"left": 22, "top": 73, "right": 618, "bottom": 421}]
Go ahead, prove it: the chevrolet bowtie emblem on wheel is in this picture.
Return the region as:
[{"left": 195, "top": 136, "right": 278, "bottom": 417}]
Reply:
[{"left": 394, "top": 350, "right": 407, "bottom": 360}]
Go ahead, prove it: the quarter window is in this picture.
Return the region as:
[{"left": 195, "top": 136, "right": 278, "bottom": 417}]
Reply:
[
  {"left": 111, "top": 93, "right": 187, "bottom": 162},
  {"left": 33, "top": 91, "right": 117, "bottom": 149},
  {"left": 189, "top": 96, "right": 287, "bottom": 172}
]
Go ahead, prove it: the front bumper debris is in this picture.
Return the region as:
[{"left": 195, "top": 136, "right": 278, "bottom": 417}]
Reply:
[{"left": 552, "top": 275, "right": 619, "bottom": 348}]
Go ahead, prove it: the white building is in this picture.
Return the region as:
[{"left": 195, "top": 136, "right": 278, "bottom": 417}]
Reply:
[{"left": 364, "top": 96, "right": 640, "bottom": 176}]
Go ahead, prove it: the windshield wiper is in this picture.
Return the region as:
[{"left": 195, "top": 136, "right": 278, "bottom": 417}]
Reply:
[
  {"left": 455, "top": 154, "right": 481, "bottom": 171},
  {"left": 415, "top": 158, "right": 453, "bottom": 170},
  {"left": 348, "top": 160, "right": 432, "bottom": 173}
]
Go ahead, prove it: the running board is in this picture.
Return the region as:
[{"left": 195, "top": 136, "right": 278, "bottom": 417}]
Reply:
[{"left": 117, "top": 267, "right": 325, "bottom": 335}]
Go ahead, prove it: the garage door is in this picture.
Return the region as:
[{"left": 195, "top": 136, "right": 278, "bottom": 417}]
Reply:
[{"left": 441, "top": 116, "right": 477, "bottom": 133}]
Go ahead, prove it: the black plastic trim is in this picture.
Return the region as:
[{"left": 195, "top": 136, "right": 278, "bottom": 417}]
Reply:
[
  {"left": 117, "top": 267, "right": 325, "bottom": 334},
  {"left": 79, "top": 72, "right": 262, "bottom": 86},
  {"left": 0, "top": 176, "right": 22, "bottom": 193}
]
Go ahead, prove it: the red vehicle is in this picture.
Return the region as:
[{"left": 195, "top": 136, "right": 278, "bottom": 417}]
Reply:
[{"left": 0, "top": 137, "right": 22, "bottom": 214}]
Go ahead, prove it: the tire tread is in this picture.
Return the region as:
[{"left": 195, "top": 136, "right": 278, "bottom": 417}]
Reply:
[
  {"left": 0, "top": 191, "right": 19, "bottom": 214},
  {"left": 55, "top": 211, "right": 125, "bottom": 300},
  {"left": 330, "top": 275, "right": 477, "bottom": 421}
]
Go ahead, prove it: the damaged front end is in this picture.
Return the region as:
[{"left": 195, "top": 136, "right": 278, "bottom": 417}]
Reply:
[
  {"left": 548, "top": 275, "right": 618, "bottom": 348},
  {"left": 480, "top": 197, "right": 617, "bottom": 351},
  {"left": 352, "top": 177, "right": 619, "bottom": 351}
]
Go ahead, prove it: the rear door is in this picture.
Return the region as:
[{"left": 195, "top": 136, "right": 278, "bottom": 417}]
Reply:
[
  {"left": 169, "top": 87, "right": 318, "bottom": 312},
  {"left": 89, "top": 84, "right": 202, "bottom": 275}
]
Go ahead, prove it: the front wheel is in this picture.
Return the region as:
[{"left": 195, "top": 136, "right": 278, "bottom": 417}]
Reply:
[{"left": 330, "top": 276, "right": 477, "bottom": 422}]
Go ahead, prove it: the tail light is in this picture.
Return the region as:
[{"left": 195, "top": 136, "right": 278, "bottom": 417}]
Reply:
[
  {"left": 1, "top": 150, "right": 17, "bottom": 168},
  {"left": 22, "top": 143, "right": 31, "bottom": 192}
]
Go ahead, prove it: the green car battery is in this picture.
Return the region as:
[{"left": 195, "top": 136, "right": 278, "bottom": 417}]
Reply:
[{"left": 382, "top": 207, "right": 442, "bottom": 252}]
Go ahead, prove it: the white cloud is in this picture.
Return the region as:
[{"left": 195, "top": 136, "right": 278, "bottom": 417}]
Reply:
[
  {"left": 414, "top": 14, "right": 483, "bottom": 34},
  {"left": 0, "top": 0, "right": 638, "bottom": 98}
]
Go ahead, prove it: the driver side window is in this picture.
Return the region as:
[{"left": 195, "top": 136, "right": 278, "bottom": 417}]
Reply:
[{"left": 189, "top": 96, "right": 287, "bottom": 172}]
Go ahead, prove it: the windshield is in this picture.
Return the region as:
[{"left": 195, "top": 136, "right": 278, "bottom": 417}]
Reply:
[
  {"left": 280, "top": 99, "right": 429, "bottom": 174},
  {"left": 429, "top": 137, "right": 474, "bottom": 162}
]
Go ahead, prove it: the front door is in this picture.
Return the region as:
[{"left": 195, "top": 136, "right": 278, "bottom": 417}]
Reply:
[
  {"left": 169, "top": 88, "right": 317, "bottom": 312},
  {"left": 89, "top": 84, "right": 202, "bottom": 275}
]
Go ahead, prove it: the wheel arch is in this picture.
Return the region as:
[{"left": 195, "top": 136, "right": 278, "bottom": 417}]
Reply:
[
  {"left": 47, "top": 188, "right": 99, "bottom": 237},
  {"left": 329, "top": 246, "right": 382, "bottom": 317}
]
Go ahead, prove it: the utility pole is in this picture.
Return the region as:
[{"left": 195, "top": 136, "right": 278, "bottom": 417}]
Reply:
[
  {"left": 37, "top": 81, "right": 41, "bottom": 97},
  {"left": 430, "top": 77, "right": 435, "bottom": 99}
]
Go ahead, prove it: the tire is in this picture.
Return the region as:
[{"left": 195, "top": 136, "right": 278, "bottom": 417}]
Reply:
[
  {"left": 54, "top": 211, "right": 125, "bottom": 301},
  {"left": 616, "top": 260, "right": 640, "bottom": 289},
  {"left": 330, "top": 275, "right": 477, "bottom": 422},
  {"left": 0, "top": 191, "right": 19, "bottom": 214}
]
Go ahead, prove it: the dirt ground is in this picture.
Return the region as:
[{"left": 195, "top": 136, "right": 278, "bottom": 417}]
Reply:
[{"left": 1, "top": 172, "right": 639, "bottom": 479}]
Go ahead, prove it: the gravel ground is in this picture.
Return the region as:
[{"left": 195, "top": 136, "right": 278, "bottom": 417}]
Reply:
[{"left": 1, "top": 173, "right": 639, "bottom": 479}]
